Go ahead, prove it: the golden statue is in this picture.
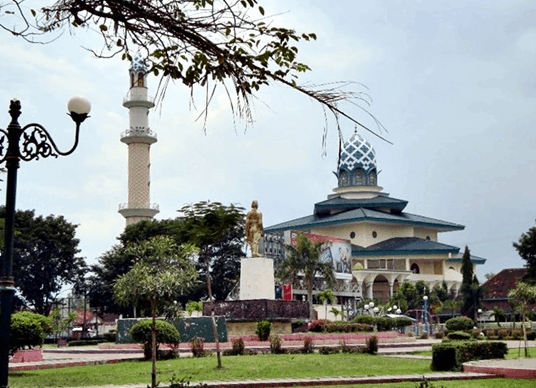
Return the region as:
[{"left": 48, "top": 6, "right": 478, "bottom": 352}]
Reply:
[{"left": 245, "top": 200, "right": 264, "bottom": 257}]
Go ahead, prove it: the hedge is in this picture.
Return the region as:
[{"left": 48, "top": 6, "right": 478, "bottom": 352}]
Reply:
[
  {"left": 431, "top": 341, "right": 508, "bottom": 371},
  {"left": 447, "top": 331, "right": 472, "bottom": 340}
]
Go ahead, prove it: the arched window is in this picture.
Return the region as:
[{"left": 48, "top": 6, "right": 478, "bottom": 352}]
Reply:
[
  {"left": 339, "top": 171, "right": 349, "bottom": 187},
  {"left": 137, "top": 72, "right": 145, "bottom": 87},
  {"left": 352, "top": 169, "right": 365, "bottom": 185},
  {"left": 410, "top": 263, "right": 420, "bottom": 274},
  {"left": 368, "top": 170, "right": 377, "bottom": 186},
  {"left": 130, "top": 73, "right": 135, "bottom": 87}
]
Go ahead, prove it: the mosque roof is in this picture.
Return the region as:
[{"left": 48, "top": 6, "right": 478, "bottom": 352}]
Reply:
[
  {"left": 350, "top": 237, "right": 460, "bottom": 256},
  {"left": 314, "top": 195, "right": 408, "bottom": 216},
  {"left": 265, "top": 206, "right": 465, "bottom": 233},
  {"left": 339, "top": 132, "right": 377, "bottom": 174},
  {"left": 130, "top": 54, "right": 148, "bottom": 72}
]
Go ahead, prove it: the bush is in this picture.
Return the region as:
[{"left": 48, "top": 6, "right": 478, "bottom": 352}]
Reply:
[
  {"left": 434, "top": 332, "right": 444, "bottom": 339},
  {"left": 527, "top": 331, "right": 536, "bottom": 341},
  {"left": 445, "top": 316, "right": 474, "bottom": 331},
  {"left": 302, "top": 336, "right": 314, "bottom": 354},
  {"left": 10, "top": 312, "right": 53, "bottom": 355},
  {"left": 308, "top": 319, "right": 327, "bottom": 332},
  {"left": 67, "top": 339, "right": 106, "bottom": 347},
  {"left": 130, "top": 320, "right": 180, "bottom": 360},
  {"left": 419, "top": 332, "right": 429, "bottom": 339},
  {"left": 394, "top": 317, "right": 413, "bottom": 329},
  {"left": 269, "top": 334, "right": 284, "bottom": 354},
  {"left": 190, "top": 336, "right": 208, "bottom": 357},
  {"left": 354, "top": 315, "right": 375, "bottom": 325},
  {"left": 364, "top": 335, "right": 378, "bottom": 354},
  {"left": 319, "top": 346, "right": 341, "bottom": 354},
  {"left": 231, "top": 337, "right": 245, "bottom": 355},
  {"left": 432, "top": 341, "right": 508, "bottom": 371},
  {"left": 256, "top": 320, "right": 272, "bottom": 341},
  {"left": 291, "top": 320, "right": 307, "bottom": 333},
  {"left": 323, "top": 322, "right": 373, "bottom": 333},
  {"left": 447, "top": 331, "right": 472, "bottom": 341}
]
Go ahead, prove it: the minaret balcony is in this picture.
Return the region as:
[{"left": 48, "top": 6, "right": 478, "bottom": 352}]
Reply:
[
  {"left": 123, "top": 90, "right": 155, "bottom": 109},
  {"left": 118, "top": 203, "right": 160, "bottom": 219},
  {"left": 120, "top": 127, "right": 157, "bottom": 144}
]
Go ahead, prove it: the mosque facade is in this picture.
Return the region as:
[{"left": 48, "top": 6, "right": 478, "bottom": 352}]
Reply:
[{"left": 265, "top": 130, "right": 485, "bottom": 307}]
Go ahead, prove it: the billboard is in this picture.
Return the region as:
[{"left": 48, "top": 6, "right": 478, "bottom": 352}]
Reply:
[{"left": 288, "top": 231, "right": 353, "bottom": 280}]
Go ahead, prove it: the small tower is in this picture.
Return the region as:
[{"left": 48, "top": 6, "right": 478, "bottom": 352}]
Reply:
[{"left": 118, "top": 55, "right": 159, "bottom": 226}]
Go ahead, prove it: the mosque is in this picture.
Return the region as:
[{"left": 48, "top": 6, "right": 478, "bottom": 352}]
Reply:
[{"left": 264, "top": 130, "right": 486, "bottom": 308}]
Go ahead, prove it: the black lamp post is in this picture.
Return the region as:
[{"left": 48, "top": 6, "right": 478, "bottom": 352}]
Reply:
[{"left": 0, "top": 97, "right": 90, "bottom": 388}]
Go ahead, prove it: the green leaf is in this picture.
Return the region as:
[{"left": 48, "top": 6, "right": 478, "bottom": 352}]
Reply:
[{"left": 259, "top": 6, "right": 265, "bottom": 15}]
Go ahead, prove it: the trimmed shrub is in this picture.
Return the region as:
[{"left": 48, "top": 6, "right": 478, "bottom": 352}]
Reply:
[
  {"left": 269, "top": 334, "right": 284, "bottom": 354},
  {"left": 190, "top": 336, "right": 208, "bottom": 357},
  {"left": 10, "top": 312, "right": 53, "bottom": 355},
  {"left": 67, "top": 339, "right": 106, "bottom": 347},
  {"left": 231, "top": 337, "right": 245, "bottom": 355},
  {"left": 130, "top": 320, "right": 180, "bottom": 360},
  {"left": 527, "top": 331, "right": 536, "bottom": 341},
  {"left": 434, "top": 331, "right": 444, "bottom": 339},
  {"left": 364, "top": 335, "right": 378, "bottom": 354},
  {"left": 447, "top": 331, "right": 472, "bottom": 341},
  {"left": 432, "top": 341, "right": 507, "bottom": 371},
  {"left": 256, "top": 320, "right": 272, "bottom": 341},
  {"left": 445, "top": 316, "right": 473, "bottom": 331},
  {"left": 324, "top": 322, "right": 373, "bottom": 333},
  {"left": 302, "top": 336, "right": 314, "bottom": 354}
]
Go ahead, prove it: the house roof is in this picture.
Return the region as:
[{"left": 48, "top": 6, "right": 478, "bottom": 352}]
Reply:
[
  {"left": 351, "top": 237, "right": 460, "bottom": 256},
  {"left": 481, "top": 268, "right": 527, "bottom": 300},
  {"left": 265, "top": 206, "right": 464, "bottom": 233}
]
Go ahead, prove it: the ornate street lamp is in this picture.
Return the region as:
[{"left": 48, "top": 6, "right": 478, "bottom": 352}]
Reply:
[
  {"left": 0, "top": 97, "right": 90, "bottom": 388},
  {"left": 423, "top": 295, "right": 429, "bottom": 333}
]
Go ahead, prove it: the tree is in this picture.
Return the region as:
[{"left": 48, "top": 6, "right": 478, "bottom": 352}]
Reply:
[
  {"left": 0, "top": 0, "right": 388, "bottom": 141},
  {"left": 114, "top": 236, "right": 197, "bottom": 388},
  {"left": 318, "top": 289, "right": 336, "bottom": 322},
  {"left": 0, "top": 207, "right": 86, "bottom": 315},
  {"left": 513, "top": 223, "right": 536, "bottom": 285},
  {"left": 508, "top": 281, "right": 536, "bottom": 357},
  {"left": 490, "top": 305, "right": 505, "bottom": 327},
  {"left": 460, "top": 246, "right": 480, "bottom": 317},
  {"left": 177, "top": 201, "right": 245, "bottom": 369},
  {"left": 279, "top": 233, "right": 335, "bottom": 320}
]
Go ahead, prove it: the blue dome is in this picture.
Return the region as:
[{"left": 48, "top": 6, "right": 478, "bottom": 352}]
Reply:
[
  {"left": 337, "top": 132, "right": 378, "bottom": 187},
  {"left": 130, "top": 54, "right": 148, "bottom": 73}
]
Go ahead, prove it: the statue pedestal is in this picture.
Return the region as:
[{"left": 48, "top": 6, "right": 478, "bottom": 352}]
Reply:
[{"left": 239, "top": 257, "right": 275, "bottom": 300}]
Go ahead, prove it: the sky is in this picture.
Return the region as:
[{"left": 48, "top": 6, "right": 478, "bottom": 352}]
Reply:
[{"left": 0, "top": 0, "right": 535, "bottom": 287}]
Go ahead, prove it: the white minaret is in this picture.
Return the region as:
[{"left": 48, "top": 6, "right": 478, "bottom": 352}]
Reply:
[{"left": 118, "top": 55, "right": 159, "bottom": 226}]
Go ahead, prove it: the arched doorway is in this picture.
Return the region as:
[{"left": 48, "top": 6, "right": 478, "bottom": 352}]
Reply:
[{"left": 372, "top": 275, "right": 390, "bottom": 302}]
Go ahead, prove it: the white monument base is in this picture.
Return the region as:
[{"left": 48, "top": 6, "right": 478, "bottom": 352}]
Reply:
[{"left": 239, "top": 257, "right": 275, "bottom": 300}]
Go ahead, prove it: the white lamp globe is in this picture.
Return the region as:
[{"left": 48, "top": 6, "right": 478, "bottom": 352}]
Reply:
[
  {"left": 373, "top": 307, "right": 379, "bottom": 313},
  {"left": 68, "top": 96, "right": 91, "bottom": 115},
  {"left": 364, "top": 304, "right": 369, "bottom": 310},
  {"left": 369, "top": 302, "right": 374, "bottom": 308},
  {"left": 423, "top": 295, "right": 428, "bottom": 301},
  {"left": 393, "top": 305, "right": 397, "bottom": 310},
  {"left": 396, "top": 309, "right": 401, "bottom": 314}
]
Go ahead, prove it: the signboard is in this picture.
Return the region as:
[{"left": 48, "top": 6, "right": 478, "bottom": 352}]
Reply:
[
  {"left": 282, "top": 283, "right": 293, "bottom": 301},
  {"left": 288, "top": 231, "right": 353, "bottom": 280}
]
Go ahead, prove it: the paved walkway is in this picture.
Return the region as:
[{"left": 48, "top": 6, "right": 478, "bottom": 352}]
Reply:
[{"left": 8, "top": 338, "right": 536, "bottom": 387}]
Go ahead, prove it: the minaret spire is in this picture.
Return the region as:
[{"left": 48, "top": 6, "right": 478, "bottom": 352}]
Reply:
[{"left": 118, "top": 54, "right": 159, "bottom": 226}]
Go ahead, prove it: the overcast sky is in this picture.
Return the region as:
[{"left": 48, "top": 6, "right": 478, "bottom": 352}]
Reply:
[{"left": 0, "top": 0, "right": 534, "bottom": 285}]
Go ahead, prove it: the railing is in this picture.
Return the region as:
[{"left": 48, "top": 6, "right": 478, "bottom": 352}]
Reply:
[
  {"left": 120, "top": 127, "right": 157, "bottom": 139},
  {"left": 118, "top": 203, "right": 160, "bottom": 211}
]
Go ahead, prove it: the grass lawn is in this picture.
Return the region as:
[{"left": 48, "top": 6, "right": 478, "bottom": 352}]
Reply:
[
  {"left": 9, "top": 353, "right": 431, "bottom": 387},
  {"left": 301, "top": 379, "right": 536, "bottom": 388}
]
